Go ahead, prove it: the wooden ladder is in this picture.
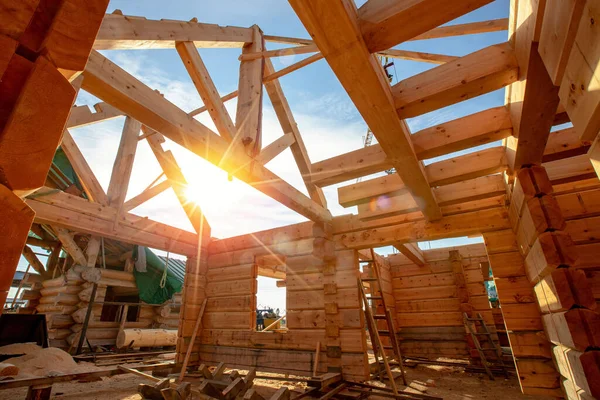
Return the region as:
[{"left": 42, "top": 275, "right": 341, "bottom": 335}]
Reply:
[
  {"left": 463, "top": 312, "right": 508, "bottom": 380},
  {"left": 358, "top": 250, "right": 407, "bottom": 389}
]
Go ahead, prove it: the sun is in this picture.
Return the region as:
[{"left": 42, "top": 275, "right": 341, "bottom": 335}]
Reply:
[{"left": 183, "top": 171, "right": 239, "bottom": 212}]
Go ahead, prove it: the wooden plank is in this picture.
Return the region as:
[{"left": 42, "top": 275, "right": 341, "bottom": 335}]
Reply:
[
  {"left": 106, "top": 117, "right": 140, "bottom": 207},
  {"left": 27, "top": 189, "right": 198, "bottom": 255},
  {"left": 264, "top": 59, "right": 326, "bottom": 207},
  {"left": 60, "top": 130, "right": 109, "bottom": 205},
  {"left": 543, "top": 127, "right": 590, "bottom": 163},
  {"left": 392, "top": 43, "right": 518, "bottom": 119},
  {"left": 312, "top": 106, "right": 512, "bottom": 187},
  {"left": 558, "top": 0, "right": 600, "bottom": 142},
  {"left": 239, "top": 44, "right": 318, "bottom": 61},
  {"left": 334, "top": 208, "right": 509, "bottom": 249},
  {"left": 66, "top": 102, "right": 123, "bottom": 129},
  {"left": 289, "top": 0, "right": 440, "bottom": 220},
  {"left": 538, "top": 0, "right": 586, "bottom": 86},
  {"left": 54, "top": 227, "right": 87, "bottom": 266},
  {"left": 357, "top": 0, "right": 493, "bottom": 53},
  {"left": 512, "top": 43, "right": 561, "bottom": 169},
  {"left": 255, "top": 134, "right": 295, "bottom": 165},
  {"left": 376, "top": 49, "right": 456, "bottom": 65},
  {"left": 123, "top": 180, "right": 171, "bottom": 212},
  {"left": 82, "top": 50, "right": 330, "bottom": 223},
  {"left": 93, "top": 14, "right": 253, "bottom": 50},
  {"left": 394, "top": 243, "right": 424, "bottom": 266},
  {"left": 145, "top": 132, "right": 209, "bottom": 235},
  {"left": 176, "top": 41, "right": 236, "bottom": 142},
  {"left": 236, "top": 26, "right": 264, "bottom": 154}
]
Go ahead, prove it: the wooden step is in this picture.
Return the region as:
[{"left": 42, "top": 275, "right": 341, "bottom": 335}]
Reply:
[
  {"left": 361, "top": 278, "right": 378, "bottom": 282},
  {"left": 373, "top": 315, "right": 387, "bottom": 320},
  {"left": 368, "top": 296, "right": 382, "bottom": 300},
  {"left": 378, "top": 330, "right": 390, "bottom": 336}
]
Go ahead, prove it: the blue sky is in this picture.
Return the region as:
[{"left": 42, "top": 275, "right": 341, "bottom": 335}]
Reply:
[{"left": 13, "top": 1, "right": 514, "bottom": 309}]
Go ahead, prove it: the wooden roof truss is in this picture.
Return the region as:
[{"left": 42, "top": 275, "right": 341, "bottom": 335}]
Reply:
[{"left": 29, "top": 0, "right": 600, "bottom": 252}]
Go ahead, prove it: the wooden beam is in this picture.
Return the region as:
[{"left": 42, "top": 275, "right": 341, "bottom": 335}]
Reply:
[
  {"left": 264, "top": 19, "right": 509, "bottom": 47},
  {"left": 145, "top": 131, "right": 209, "bottom": 234},
  {"left": 394, "top": 243, "right": 425, "bottom": 266},
  {"left": 538, "top": 0, "right": 586, "bottom": 86},
  {"left": 27, "top": 188, "right": 199, "bottom": 255},
  {"left": 377, "top": 49, "right": 457, "bottom": 65},
  {"left": 357, "top": 0, "right": 493, "bottom": 53},
  {"left": 590, "top": 136, "right": 600, "bottom": 180},
  {"left": 263, "top": 53, "right": 324, "bottom": 83},
  {"left": 557, "top": 0, "right": 600, "bottom": 142},
  {"left": 392, "top": 43, "right": 519, "bottom": 119},
  {"left": 54, "top": 227, "right": 88, "bottom": 266},
  {"left": 334, "top": 207, "right": 510, "bottom": 249},
  {"left": 255, "top": 134, "right": 295, "bottom": 165},
  {"left": 264, "top": 58, "right": 326, "bottom": 207},
  {"left": 176, "top": 41, "right": 236, "bottom": 142},
  {"left": 239, "top": 44, "right": 318, "bottom": 61},
  {"left": 337, "top": 147, "right": 507, "bottom": 207},
  {"left": 311, "top": 106, "right": 512, "bottom": 187},
  {"left": 543, "top": 127, "right": 591, "bottom": 163},
  {"left": 123, "top": 180, "right": 171, "bottom": 212},
  {"left": 21, "top": 245, "right": 46, "bottom": 276},
  {"left": 93, "top": 14, "right": 253, "bottom": 50},
  {"left": 82, "top": 50, "right": 330, "bottom": 223},
  {"left": 289, "top": 0, "right": 441, "bottom": 220},
  {"left": 106, "top": 117, "right": 140, "bottom": 208},
  {"left": 434, "top": 174, "right": 506, "bottom": 207},
  {"left": 66, "top": 102, "right": 123, "bottom": 129},
  {"left": 512, "top": 43, "right": 560, "bottom": 169},
  {"left": 236, "top": 26, "right": 264, "bottom": 154},
  {"left": 86, "top": 236, "right": 101, "bottom": 268},
  {"left": 60, "top": 130, "right": 109, "bottom": 205}
]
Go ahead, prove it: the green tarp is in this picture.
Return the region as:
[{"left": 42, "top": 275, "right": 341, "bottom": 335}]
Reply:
[{"left": 133, "top": 247, "right": 183, "bottom": 305}]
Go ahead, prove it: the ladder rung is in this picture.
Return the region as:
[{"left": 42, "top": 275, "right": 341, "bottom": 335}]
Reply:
[
  {"left": 383, "top": 346, "right": 393, "bottom": 350},
  {"left": 373, "top": 315, "right": 387, "bottom": 319},
  {"left": 369, "top": 296, "right": 382, "bottom": 300},
  {"left": 378, "top": 330, "right": 390, "bottom": 336},
  {"left": 362, "top": 278, "right": 378, "bottom": 282},
  {"left": 474, "top": 332, "right": 492, "bottom": 335},
  {"left": 466, "top": 318, "right": 484, "bottom": 322}
]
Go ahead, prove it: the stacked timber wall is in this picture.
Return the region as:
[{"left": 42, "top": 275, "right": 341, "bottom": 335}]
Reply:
[
  {"left": 388, "top": 244, "right": 496, "bottom": 360},
  {"left": 178, "top": 222, "right": 369, "bottom": 380},
  {"left": 499, "top": 166, "right": 600, "bottom": 399}
]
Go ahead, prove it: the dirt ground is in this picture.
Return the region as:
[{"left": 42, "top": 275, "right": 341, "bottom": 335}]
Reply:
[{"left": 2, "top": 362, "right": 557, "bottom": 400}]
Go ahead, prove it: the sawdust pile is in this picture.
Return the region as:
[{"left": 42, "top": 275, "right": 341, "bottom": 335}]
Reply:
[
  {"left": 0, "top": 343, "right": 43, "bottom": 356},
  {"left": 1, "top": 345, "right": 98, "bottom": 379}
]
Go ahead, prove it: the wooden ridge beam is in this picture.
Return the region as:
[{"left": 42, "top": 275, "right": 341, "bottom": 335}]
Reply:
[
  {"left": 337, "top": 147, "right": 507, "bottom": 208},
  {"left": 289, "top": 0, "right": 441, "bottom": 220},
  {"left": 392, "top": 42, "right": 518, "bottom": 119},
  {"left": 123, "top": 180, "right": 171, "bottom": 212},
  {"left": 93, "top": 14, "right": 253, "bottom": 50},
  {"left": 357, "top": 0, "right": 494, "bottom": 53},
  {"left": 264, "top": 58, "right": 326, "bottom": 207},
  {"left": 26, "top": 188, "right": 199, "bottom": 255},
  {"left": 66, "top": 102, "right": 123, "bottom": 129},
  {"left": 82, "top": 50, "right": 330, "bottom": 223},
  {"left": 334, "top": 207, "right": 510, "bottom": 249},
  {"left": 311, "top": 106, "right": 512, "bottom": 187}
]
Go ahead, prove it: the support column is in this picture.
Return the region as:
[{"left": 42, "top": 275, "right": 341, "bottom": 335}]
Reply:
[{"left": 511, "top": 166, "right": 599, "bottom": 399}]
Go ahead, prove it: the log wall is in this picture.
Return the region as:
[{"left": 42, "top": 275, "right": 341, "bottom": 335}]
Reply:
[
  {"left": 179, "top": 222, "right": 369, "bottom": 380},
  {"left": 500, "top": 166, "right": 600, "bottom": 399},
  {"left": 387, "top": 244, "right": 496, "bottom": 360}
]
